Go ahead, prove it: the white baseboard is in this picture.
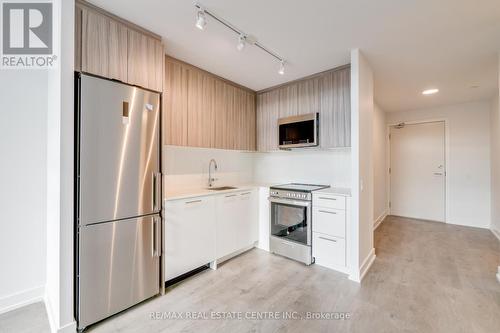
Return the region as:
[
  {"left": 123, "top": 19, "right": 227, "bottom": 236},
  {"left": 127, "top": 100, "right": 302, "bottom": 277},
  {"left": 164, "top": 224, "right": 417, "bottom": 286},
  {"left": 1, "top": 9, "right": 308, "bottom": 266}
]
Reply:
[
  {"left": 491, "top": 228, "right": 500, "bottom": 242},
  {"left": 374, "top": 211, "right": 387, "bottom": 230},
  {"left": 45, "top": 293, "right": 77, "bottom": 333},
  {"left": 55, "top": 321, "right": 77, "bottom": 333},
  {"left": 349, "top": 248, "right": 376, "bottom": 283},
  {"left": 0, "top": 285, "right": 45, "bottom": 315}
]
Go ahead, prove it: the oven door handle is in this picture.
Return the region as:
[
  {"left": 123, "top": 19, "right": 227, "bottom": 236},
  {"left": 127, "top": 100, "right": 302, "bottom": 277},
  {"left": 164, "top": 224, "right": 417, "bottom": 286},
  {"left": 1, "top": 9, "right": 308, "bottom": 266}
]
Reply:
[{"left": 268, "top": 197, "right": 311, "bottom": 207}]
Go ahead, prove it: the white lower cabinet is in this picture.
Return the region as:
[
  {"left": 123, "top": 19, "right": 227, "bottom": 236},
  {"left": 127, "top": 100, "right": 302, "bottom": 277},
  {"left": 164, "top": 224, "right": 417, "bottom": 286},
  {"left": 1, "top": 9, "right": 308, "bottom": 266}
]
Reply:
[
  {"left": 164, "top": 196, "right": 216, "bottom": 281},
  {"left": 312, "top": 192, "right": 349, "bottom": 273},
  {"left": 216, "top": 190, "right": 258, "bottom": 259},
  {"left": 164, "top": 189, "right": 258, "bottom": 281}
]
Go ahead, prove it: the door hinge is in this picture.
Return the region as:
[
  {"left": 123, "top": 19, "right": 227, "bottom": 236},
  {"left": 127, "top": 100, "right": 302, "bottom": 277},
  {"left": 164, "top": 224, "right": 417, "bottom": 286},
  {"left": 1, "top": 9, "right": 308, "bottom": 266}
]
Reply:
[
  {"left": 389, "top": 167, "right": 391, "bottom": 174},
  {"left": 389, "top": 134, "right": 391, "bottom": 140}
]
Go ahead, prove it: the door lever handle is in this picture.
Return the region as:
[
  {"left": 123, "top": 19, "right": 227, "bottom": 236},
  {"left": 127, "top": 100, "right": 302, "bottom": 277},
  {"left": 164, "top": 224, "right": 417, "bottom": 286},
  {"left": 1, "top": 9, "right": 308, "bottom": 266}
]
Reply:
[{"left": 434, "top": 172, "right": 443, "bottom": 176}]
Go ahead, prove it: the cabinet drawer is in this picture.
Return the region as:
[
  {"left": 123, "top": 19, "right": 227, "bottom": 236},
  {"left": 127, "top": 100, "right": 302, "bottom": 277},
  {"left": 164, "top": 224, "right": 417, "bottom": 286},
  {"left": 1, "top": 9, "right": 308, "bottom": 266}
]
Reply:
[
  {"left": 313, "top": 194, "right": 345, "bottom": 210},
  {"left": 312, "top": 233, "right": 345, "bottom": 268},
  {"left": 312, "top": 207, "right": 345, "bottom": 238}
]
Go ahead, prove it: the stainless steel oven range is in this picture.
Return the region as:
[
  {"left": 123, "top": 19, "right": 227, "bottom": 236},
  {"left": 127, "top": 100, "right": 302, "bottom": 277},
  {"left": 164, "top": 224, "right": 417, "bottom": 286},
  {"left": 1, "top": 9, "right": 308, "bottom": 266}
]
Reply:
[{"left": 269, "top": 183, "right": 330, "bottom": 265}]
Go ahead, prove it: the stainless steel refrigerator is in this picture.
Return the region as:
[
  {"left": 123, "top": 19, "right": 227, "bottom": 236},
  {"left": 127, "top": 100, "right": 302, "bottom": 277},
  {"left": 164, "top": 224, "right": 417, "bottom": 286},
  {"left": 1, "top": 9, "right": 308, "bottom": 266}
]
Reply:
[{"left": 75, "top": 74, "right": 162, "bottom": 330}]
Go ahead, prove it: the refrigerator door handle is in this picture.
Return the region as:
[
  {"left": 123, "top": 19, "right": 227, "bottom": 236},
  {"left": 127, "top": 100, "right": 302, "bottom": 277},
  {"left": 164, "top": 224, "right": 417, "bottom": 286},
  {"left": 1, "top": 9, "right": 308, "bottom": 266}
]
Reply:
[
  {"left": 152, "top": 173, "right": 161, "bottom": 212},
  {"left": 152, "top": 216, "right": 160, "bottom": 257},
  {"left": 156, "top": 216, "right": 161, "bottom": 257},
  {"left": 151, "top": 217, "right": 155, "bottom": 257}
]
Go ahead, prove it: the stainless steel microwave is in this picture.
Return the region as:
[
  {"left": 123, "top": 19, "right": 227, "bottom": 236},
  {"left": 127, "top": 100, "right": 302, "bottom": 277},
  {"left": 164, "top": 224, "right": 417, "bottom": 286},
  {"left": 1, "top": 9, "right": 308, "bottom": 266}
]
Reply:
[{"left": 278, "top": 113, "right": 319, "bottom": 149}]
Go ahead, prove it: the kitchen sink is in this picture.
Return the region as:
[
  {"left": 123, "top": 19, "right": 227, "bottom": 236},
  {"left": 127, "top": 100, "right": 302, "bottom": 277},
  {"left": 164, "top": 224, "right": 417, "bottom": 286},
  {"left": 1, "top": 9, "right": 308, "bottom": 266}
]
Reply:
[{"left": 207, "top": 186, "right": 238, "bottom": 191}]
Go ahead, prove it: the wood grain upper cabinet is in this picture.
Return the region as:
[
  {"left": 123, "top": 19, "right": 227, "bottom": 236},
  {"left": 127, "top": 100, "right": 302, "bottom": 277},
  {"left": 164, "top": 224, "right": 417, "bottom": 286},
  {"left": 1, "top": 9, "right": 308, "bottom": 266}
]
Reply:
[
  {"left": 76, "top": 1, "right": 163, "bottom": 92},
  {"left": 80, "top": 8, "right": 111, "bottom": 78},
  {"left": 164, "top": 57, "right": 256, "bottom": 150},
  {"left": 187, "top": 69, "right": 215, "bottom": 148},
  {"left": 256, "top": 65, "right": 351, "bottom": 151},
  {"left": 256, "top": 89, "right": 279, "bottom": 151},
  {"left": 319, "top": 66, "right": 351, "bottom": 148},
  {"left": 107, "top": 20, "right": 128, "bottom": 82},
  {"left": 164, "top": 60, "right": 188, "bottom": 146},
  {"left": 127, "top": 30, "right": 163, "bottom": 92}
]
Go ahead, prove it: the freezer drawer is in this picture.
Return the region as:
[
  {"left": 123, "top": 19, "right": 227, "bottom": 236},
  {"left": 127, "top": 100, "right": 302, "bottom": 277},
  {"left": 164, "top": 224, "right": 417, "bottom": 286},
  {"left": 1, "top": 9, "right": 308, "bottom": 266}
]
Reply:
[
  {"left": 78, "top": 74, "right": 161, "bottom": 225},
  {"left": 77, "top": 215, "right": 160, "bottom": 329}
]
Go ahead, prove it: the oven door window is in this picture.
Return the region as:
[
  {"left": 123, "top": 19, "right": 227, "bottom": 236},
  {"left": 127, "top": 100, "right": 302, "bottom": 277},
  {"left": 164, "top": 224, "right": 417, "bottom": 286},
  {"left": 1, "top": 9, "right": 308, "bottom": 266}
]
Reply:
[{"left": 271, "top": 202, "right": 308, "bottom": 245}]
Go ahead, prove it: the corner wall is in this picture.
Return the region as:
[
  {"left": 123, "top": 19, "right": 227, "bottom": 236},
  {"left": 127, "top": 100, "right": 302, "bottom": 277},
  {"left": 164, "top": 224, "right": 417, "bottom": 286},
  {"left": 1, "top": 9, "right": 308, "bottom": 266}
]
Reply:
[
  {"left": 491, "top": 54, "right": 500, "bottom": 237},
  {"left": 45, "top": 0, "right": 76, "bottom": 332},
  {"left": 373, "top": 104, "right": 387, "bottom": 227},
  {"left": 350, "top": 49, "right": 375, "bottom": 282}
]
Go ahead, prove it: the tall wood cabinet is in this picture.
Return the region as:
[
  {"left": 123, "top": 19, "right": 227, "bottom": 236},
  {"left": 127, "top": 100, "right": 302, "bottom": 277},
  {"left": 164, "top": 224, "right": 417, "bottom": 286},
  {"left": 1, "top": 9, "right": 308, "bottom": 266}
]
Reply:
[
  {"left": 75, "top": 0, "right": 163, "bottom": 92},
  {"left": 164, "top": 57, "right": 256, "bottom": 151},
  {"left": 256, "top": 65, "right": 351, "bottom": 151}
]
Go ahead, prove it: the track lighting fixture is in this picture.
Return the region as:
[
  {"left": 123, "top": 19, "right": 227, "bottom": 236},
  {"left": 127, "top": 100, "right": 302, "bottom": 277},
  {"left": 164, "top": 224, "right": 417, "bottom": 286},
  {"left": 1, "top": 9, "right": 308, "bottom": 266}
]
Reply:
[
  {"left": 194, "top": 3, "right": 286, "bottom": 75},
  {"left": 195, "top": 8, "right": 206, "bottom": 30},
  {"left": 278, "top": 61, "right": 285, "bottom": 75},
  {"left": 236, "top": 34, "right": 246, "bottom": 51}
]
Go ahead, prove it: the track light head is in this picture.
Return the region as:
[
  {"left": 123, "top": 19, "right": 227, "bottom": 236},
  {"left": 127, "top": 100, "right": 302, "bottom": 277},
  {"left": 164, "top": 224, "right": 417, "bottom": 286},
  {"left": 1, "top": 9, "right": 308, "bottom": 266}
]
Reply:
[
  {"left": 278, "top": 61, "right": 285, "bottom": 75},
  {"left": 195, "top": 9, "right": 206, "bottom": 30},
  {"left": 236, "top": 34, "right": 246, "bottom": 51}
]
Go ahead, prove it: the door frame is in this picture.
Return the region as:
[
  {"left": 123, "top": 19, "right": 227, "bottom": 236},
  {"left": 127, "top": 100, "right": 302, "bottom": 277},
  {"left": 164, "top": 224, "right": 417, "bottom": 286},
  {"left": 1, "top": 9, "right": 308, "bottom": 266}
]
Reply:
[{"left": 386, "top": 118, "right": 450, "bottom": 223}]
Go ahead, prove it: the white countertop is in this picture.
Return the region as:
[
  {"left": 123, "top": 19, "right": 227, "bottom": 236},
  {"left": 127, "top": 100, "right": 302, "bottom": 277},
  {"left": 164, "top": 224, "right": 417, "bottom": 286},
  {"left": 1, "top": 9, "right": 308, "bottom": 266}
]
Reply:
[
  {"left": 164, "top": 183, "right": 351, "bottom": 201},
  {"left": 314, "top": 187, "right": 352, "bottom": 197},
  {"left": 164, "top": 183, "right": 274, "bottom": 201}
]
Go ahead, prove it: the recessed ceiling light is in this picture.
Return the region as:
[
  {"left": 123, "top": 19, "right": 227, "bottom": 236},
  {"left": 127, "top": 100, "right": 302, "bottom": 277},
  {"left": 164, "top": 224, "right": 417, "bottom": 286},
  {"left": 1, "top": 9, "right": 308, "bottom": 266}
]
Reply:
[{"left": 422, "top": 88, "right": 439, "bottom": 95}]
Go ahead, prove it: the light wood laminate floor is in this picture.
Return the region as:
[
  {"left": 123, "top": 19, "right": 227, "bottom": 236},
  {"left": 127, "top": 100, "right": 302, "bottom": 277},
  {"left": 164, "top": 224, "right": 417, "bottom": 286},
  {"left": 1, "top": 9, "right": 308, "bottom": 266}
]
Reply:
[{"left": 2, "top": 216, "right": 499, "bottom": 333}]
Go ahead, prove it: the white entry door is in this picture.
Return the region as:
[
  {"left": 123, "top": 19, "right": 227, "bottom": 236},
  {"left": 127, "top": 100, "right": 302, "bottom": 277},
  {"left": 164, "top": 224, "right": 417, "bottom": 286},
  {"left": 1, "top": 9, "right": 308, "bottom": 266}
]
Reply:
[{"left": 390, "top": 121, "right": 446, "bottom": 222}]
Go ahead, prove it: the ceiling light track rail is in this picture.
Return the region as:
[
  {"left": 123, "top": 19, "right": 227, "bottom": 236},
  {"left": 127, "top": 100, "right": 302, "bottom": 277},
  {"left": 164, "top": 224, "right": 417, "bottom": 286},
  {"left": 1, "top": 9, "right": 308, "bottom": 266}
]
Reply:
[{"left": 194, "top": 2, "right": 286, "bottom": 74}]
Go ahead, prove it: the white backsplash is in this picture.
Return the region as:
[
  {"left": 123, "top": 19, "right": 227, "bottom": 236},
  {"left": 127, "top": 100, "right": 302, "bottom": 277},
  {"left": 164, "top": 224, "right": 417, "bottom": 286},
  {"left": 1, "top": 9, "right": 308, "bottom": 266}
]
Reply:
[
  {"left": 252, "top": 149, "right": 351, "bottom": 188},
  {"left": 163, "top": 145, "right": 351, "bottom": 194},
  {"left": 163, "top": 145, "right": 254, "bottom": 190}
]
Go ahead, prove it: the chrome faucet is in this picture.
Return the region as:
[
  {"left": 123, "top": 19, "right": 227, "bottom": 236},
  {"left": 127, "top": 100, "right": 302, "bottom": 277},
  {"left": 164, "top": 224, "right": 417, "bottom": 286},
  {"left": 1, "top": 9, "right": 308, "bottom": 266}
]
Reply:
[{"left": 208, "top": 159, "right": 218, "bottom": 187}]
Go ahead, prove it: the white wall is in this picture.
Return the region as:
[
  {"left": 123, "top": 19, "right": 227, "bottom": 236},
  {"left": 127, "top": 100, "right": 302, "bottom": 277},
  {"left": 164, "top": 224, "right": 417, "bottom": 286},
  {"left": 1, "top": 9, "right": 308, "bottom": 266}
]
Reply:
[
  {"left": 163, "top": 146, "right": 254, "bottom": 192},
  {"left": 253, "top": 149, "right": 351, "bottom": 187},
  {"left": 373, "top": 103, "right": 387, "bottom": 225},
  {"left": 387, "top": 100, "right": 491, "bottom": 229},
  {"left": 491, "top": 54, "right": 500, "bottom": 235},
  {"left": 350, "top": 49, "right": 375, "bottom": 282},
  {"left": 0, "top": 70, "right": 47, "bottom": 313},
  {"left": 45, "top": 0, "right": 76, "bottom": 332}
]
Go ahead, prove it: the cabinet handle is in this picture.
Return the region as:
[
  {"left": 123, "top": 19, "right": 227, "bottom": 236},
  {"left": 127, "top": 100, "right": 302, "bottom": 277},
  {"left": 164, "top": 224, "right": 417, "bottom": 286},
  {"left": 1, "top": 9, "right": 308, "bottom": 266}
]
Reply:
[
  {"left": 319, "top": 197, "right": 337, "bottom": 201},
  {"left": 185, "top": 199, "right": 202, "bottom": 204},
  {"left": 225, "top": 194, "right": 237, "bottom": 198},
  {"left": 319, "top": 210, "right": 337, "bottom": 215},
  {"left": 318, "top": 236, "right": 337, "bottom": 243},
  {"left": 240, "top": 192, "right": 251, "bottom": 196}
]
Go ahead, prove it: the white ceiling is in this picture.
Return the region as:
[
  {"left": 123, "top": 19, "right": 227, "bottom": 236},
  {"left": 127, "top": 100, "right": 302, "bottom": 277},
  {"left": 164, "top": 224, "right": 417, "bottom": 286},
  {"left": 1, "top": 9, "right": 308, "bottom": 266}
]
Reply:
[{"left": 88, "top": 0, "right": 500, "bottom": 112}]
